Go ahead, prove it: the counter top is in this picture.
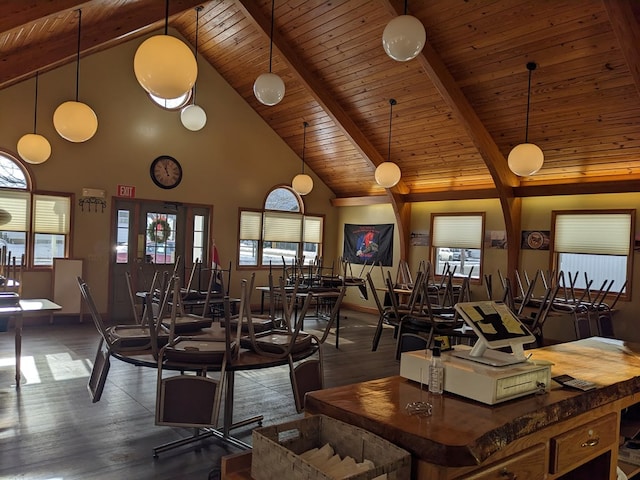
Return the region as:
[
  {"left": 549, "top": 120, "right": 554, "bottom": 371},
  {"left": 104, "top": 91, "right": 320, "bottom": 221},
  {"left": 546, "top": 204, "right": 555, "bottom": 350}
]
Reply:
[{"left": 305, "top": 337, "right": 640, "bottom": 467}]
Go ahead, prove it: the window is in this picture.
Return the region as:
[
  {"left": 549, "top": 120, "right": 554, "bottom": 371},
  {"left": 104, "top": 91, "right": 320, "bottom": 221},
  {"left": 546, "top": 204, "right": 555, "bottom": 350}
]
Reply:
[
  {"left": 552, "top": 210, "right": 633, "bottom": 296},
  {"left": 238, "top": 187, "right": 323, "bottom": 268},
  {"left": 146, "top": 213, "right": 177, "bottom": 265},
  {"left": 193, "top": 214, "right": 205, "bottom": 263},
  {"left": 430, "top": 213, "right": 484, "bottom": 279},
  {"left": 148, "top": 90, "right": 192, "bottom": 110},
  {"left": 0, "top": 153, "right": 71, "bottom": 266}
]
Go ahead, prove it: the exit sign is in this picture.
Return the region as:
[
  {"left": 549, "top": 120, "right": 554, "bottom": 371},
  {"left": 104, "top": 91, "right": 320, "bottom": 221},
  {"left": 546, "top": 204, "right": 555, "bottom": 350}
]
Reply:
[{"left": 117, "top": 184, "right": 136, "bottom": 198}]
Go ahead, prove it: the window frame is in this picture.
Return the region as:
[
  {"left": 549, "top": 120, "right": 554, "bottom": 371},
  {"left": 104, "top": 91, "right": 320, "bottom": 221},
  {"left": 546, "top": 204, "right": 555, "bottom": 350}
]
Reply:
[
  {"left": 429, "top": 212, "right": 485, "bottom": 283},
  {"left": 237, "top": 186, "right": 324, "bottom": 269},
  {"left": 550, "top": 209, "right": 634, "bottom": 301},
  {"left": 0, "top": 152, "right": 73, "bottom": 268}
]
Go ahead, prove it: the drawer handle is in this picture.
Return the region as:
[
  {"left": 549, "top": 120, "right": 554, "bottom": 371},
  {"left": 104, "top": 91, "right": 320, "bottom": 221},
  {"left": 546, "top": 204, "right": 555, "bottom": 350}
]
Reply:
[
  {"left": 500, "top": 468, "right": 517, "bottom": 479},
  {"left": 581, "top": 437, "right": 600, "bottom": 447}
]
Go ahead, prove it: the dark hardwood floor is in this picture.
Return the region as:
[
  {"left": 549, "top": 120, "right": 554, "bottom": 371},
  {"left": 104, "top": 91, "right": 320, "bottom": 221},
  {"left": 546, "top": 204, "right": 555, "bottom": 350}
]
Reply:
[{"left": 0, "top": 309, "right": 400, "bottom": 480}]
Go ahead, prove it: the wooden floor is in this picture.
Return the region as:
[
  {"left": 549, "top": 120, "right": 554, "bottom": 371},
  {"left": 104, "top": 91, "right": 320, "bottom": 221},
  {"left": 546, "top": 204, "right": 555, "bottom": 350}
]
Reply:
[{"left": 0, "top": 309, "right": 401, "bottom": 480}]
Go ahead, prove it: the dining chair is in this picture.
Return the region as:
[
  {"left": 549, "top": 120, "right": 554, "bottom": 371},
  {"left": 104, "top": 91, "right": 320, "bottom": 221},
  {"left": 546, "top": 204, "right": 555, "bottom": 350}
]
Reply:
[
  {"left": 153, "top": 292, "right": 245, "bottom": 457},
  {"left": 159, "top": 273, "right": 213, "bottom": 337},
  {"left": 367, "top": 271, "right": 398, "bottom": 352}
]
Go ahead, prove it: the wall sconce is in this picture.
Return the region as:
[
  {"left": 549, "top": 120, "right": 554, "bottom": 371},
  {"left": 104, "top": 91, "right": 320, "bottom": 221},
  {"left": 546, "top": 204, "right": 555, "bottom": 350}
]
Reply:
[{"left": 79, "top": 188, "right": 106, "bottom": 212}]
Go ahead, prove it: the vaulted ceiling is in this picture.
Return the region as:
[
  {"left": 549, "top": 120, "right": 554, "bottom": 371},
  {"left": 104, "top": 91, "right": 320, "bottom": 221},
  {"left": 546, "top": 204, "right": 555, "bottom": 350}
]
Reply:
[{"left": 1, "top": 0, "right": 640, "bottom": 206}]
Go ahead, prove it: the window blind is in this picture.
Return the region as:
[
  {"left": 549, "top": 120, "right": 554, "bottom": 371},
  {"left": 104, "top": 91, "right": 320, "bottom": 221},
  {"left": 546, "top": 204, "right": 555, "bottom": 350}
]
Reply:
[
  {"left": 554, "top": 213, "right": 631, "bottom": 255},
  {"left": 303, "top": 216, "right": 322, "bottom": 243},
  {"left": 0, "top": 190, "right": 30, "bottom": 231},
  {"left": 432, "top": 215, "right": 483, "bottom": 249},
  {"left": 239, "top": 211, "right": 262, "bottom": 240},
  {"left": 263, "top": 212, "right": 302, "bottom": 242},
  {"left": 33, "top": 195, "right": 70, "bottom": 234}
]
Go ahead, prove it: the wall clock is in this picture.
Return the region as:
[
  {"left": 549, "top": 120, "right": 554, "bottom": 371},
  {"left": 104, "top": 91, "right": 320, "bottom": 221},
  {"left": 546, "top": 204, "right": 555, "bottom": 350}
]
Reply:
[{"left": 150, "top": 155, "right": 182, "bottom": 189}]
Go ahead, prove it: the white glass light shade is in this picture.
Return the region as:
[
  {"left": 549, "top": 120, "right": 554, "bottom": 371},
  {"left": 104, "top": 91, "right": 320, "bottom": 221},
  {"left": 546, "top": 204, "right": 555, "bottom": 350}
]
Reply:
[
  {"left": 134, "top": 35, "right": 198, "bottom": 99},
  {"left": 375, "top": 162, "right": 401, "bottom": 188},
  {"left": 382, "top": 15, "right": 426, "bottom": 62},
  {"left": 180, "top": 104, "right": 207, "bottom": 131},
  {"left": 253, "top": 72, "right": 285, "bottom": 106},
  {"left": 17, "top": 133, "right": 51, "bottom": 164},
  {"left": 508, "top": 142, "right": 544, "bottom": 176},
  {"left": 53, "top": 101, "right": 98, "bottom": 142},
  {"left": 292, "top": 173, "right": 313, "bottom": 195}
]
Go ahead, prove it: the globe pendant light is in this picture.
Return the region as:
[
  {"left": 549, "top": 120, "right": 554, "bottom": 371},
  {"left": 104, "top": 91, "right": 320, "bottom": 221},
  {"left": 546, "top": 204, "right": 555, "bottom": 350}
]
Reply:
[
  {"left": 292, "top": 121, "right": 313, "bottom": 195},
  {"left": 180, "top": 6, "right": 207, "bottom": 131},
  {"left": 508, "top": 62, "right": 544, "bottom": 177},
  {"left": 375, "top": 99, "right": 402, "bottom": 188},
  {"left": 53, "top": 9, "right": 98, "bottom": 143},
  {"left": 382, "top": 0, "right": 426, "bottom": 62},
  {"left": 134, "top": 0, "right": 198, "bottom": 99},
  {"left": 254, "top": 0, "right": 285, "bottom": 106},
  {"left": 17, "top": 72, "right": 51, "bottom": 164}
]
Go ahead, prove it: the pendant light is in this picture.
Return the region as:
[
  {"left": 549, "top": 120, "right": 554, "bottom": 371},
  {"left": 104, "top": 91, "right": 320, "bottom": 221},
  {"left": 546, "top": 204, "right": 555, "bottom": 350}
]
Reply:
[
  {"left": 17, "top": 72, "right": 51, "bottom": 164},
  {"left": 53, "top": 9, "right": 98, "bottom": 143},
  {"left": 375, "top": 99, "right": 402, "bottom": 188},
  {"left": 292, "top": 121, "right": 313, "bottom": 195},
  {"left": 253, "top": 0, "right": 285, "bottom": 106},
  {"left": 180, "top": 6, "right": 207, "bottom": 131},
  {"left": 508, "top": 62, "right": 544, "bottom": 177},
  {"left": 382, "top": 0, "right": 426, "bottom": 62},
  {"left": 134, "top": 0, "right": 198, "bottom": 99}
]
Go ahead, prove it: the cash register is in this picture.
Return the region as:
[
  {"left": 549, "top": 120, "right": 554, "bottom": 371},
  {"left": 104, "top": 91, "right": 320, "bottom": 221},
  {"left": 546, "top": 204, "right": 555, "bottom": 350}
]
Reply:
[{"left": 400, "top": 301, "right": 552, "bottom": 404}]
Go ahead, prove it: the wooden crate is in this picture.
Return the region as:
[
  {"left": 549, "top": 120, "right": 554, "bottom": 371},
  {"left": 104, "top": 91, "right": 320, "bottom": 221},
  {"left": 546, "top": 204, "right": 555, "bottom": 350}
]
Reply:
[{"left": 252, "top": 415, "right": 410, "bottom": 480}]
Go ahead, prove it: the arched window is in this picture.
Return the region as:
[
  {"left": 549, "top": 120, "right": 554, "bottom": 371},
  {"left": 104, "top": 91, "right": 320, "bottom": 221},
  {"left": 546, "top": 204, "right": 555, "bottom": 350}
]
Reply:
[
  {"left": 0, "top": 152, "right": 71, "bottom": 266},
  {"left": 238, "top": 186, "right": 323, "bottom": 268}
]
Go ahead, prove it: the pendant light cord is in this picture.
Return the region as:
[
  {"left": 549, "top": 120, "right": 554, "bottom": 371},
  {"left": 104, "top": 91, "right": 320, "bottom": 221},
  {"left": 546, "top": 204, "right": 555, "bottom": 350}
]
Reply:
[
  {"left": 301, "top": 121, "right": 308, "bottom": 174},
  {"left": 33, "top": 72, "right": 39, "bottom": 134},
  {"left": 387, "top": 98, "right": 397, "bottom": 161},
  {"left": 524, "top": 62, "right": 536, "bottom": 143},
  {"left": 164, "top": 0, "right": 169, "bottom": 35},
  {"left": 75, "top": 9, "right": 82, "bottom": 102},
  {"left": 403, "top": 0, "right": 408, "bottom": 15},
  {"left": 192, "top": 6, "right": 202, "bottom": 104},
  {"left": 268, "top": 0, "right": 275, "bottom": 73}
]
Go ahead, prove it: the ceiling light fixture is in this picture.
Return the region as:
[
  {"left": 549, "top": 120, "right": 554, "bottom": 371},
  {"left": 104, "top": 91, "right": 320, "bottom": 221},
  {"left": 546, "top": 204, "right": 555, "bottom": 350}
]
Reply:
[
  {"left": 292, "top": 121, "right": 313, "bottom": 196},
  {"left": 17, "top": 72, "right": 51, "bottom": 164},
  {"left": 375, "top": 99, "right": 402, "bottom": 188},
  {"left": 53, "top": 9, "right": 98, "bottom": 143},
  {"left": 508, "top": 62, "right": 544, "bottom": 177},
  {"left": 253, "top": 0, "right": 285, "bottom": 106},
  {"left": 134, "top": 0, "right": 198, "bottom": 99},
  {"left": 180, "top": 6, "right": 207, "bottom": 131},
  {"left": 382, "top": 0, "right": 426, "bottom": 62}
]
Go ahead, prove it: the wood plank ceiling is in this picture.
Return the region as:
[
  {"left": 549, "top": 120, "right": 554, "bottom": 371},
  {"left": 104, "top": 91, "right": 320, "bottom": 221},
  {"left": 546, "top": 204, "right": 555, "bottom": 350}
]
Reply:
[{"left": 0, "top": 0, "right": 639, "bottom": 203}]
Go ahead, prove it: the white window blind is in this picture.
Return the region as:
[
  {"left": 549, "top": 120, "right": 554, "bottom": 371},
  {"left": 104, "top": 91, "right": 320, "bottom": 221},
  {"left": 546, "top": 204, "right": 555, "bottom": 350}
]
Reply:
[
  {"left": 263, "top": 212, "right": 302, "bottom": 242},
  {"left": 432, "top": 215, "right": 483, "bottom": 248},
  {"left": 0, "top": 190, "right": 30, "bottom": 231},
  {"left": 555, "top": 213, "right": 631, "bottom": 255},
  {"left": 33, "top": 195, "right": 70, "bottom": 234},
  {"left": 303, "top": 216, "right": 323, "bottom": 243},
  {"left": 239, "top": 211, "right": 262, "bottom": 240}
]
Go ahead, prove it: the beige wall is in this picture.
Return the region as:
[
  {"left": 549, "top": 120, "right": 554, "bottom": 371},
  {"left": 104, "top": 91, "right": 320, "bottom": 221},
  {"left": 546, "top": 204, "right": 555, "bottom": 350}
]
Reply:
[{"left": 0, "top": 30, "right": 337, "bottom": 312}]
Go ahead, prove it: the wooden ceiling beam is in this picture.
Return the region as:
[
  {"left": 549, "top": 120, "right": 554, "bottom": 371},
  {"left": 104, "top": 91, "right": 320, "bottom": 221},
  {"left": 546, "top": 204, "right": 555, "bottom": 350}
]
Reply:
[
  {"left": 234, "top": 0, "right": 410, "bottom": 196},
  {"left": 0, "top": 0, "right": 204, "bottom": 89},
  {"left": 603, "top": 0, "right": 640, "bottom": 99}
]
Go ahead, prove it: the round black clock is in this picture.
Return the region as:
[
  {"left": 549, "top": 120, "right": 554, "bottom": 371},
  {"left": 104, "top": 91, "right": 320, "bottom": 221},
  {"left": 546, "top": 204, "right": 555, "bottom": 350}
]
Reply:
[{"left": 150, "top": 155, "right": 182, "bottom": 189}]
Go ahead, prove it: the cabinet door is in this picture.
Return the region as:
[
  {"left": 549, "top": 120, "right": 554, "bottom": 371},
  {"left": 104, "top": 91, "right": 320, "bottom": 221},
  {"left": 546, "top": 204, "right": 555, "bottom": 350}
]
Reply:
[{"left": 460, "top": 444, "right": 546, "bottom": 479}]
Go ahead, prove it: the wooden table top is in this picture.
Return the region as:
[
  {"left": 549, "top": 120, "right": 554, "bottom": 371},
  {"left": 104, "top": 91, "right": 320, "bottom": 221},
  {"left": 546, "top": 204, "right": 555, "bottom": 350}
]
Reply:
[{"left": 305, "top": 337, "right": 640, "bottom": 467}]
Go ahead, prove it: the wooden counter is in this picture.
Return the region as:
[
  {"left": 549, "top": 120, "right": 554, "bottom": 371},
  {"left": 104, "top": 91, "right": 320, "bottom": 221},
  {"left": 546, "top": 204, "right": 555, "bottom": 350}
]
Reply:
[{"left": 305, "top": 337, "right": 640, "bottom": 479}]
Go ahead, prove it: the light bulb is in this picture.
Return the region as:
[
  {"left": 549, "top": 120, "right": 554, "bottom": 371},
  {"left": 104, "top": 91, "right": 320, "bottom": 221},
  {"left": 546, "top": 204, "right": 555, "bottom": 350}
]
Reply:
[
  {"left": 53, "top": 101, "right": 98, "bottom": 142},
  {"left": 17, "top": 133, "right": 51, "bottom": 164},
  {"left": 508, "top": 143, "right": 544, "bottom": 176},
  {"left": 253, "top": 72, "right": 285, "bottom": 106},
  {"left": 375, "top": 162, "right": 401, "bottom": 188},
  {"left": 382, "top": 15, "right": 426, "bottom": 62},
  {"left": 180, "top": 104, "right": 207, "bottom": 131}
]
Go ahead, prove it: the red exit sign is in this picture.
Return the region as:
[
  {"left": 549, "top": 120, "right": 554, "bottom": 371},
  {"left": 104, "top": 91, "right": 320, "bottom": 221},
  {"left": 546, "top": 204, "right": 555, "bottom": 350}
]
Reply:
[{"left": 117, "top": 184, "right": 136, "bottom": 198}]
